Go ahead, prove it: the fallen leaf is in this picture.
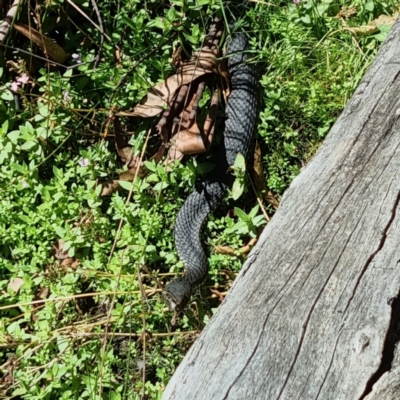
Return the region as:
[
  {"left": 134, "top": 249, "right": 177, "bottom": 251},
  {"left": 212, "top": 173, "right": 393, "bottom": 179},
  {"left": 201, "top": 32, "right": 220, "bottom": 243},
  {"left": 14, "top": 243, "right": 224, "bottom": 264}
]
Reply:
[
  {"left": 14, "top": 24, "right": 69, "bottom": 63},
  {"left": 117, "top": 48, "right": 218, "bottom": 118},
  {"left": 335, "top": 6, "right": 400, "bottom": 37},
  {"left": 8, "top": 278, "right": 24, "bottom": 293},
  {"left": 52, "top": 239, "right": 69, "bottom": 260}
]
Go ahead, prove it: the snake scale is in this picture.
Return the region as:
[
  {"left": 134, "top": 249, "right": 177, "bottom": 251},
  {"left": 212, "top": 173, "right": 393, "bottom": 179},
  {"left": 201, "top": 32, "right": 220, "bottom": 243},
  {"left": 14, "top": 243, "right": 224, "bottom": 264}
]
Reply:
[{"left": 164, "top": 23, "right": 259, "bottom": 311}]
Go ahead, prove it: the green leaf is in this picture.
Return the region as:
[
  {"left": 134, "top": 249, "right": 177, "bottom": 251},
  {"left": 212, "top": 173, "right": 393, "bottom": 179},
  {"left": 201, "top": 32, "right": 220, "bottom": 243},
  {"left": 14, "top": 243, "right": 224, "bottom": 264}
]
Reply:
[
  {"left": 234, "top": 207, "right": 248, "bottom": 222},
  {"left": 121, "top": 15, "right": 137, "bottom": 31},
  {"left": 316, "top": 0, "right": 332, "bottom": 16},
  {"left": 118, "top": 180, "right": 134, "bottom": 191},
  {"left": 18, "top": 214, "right": 32, "bottom": 223},
  {"left": 233, "top": 153, "right": 246, "bottom": 171},
  {"left": 154, "top": 181, "right": 169, "bottom": 191},
  {"left": 147, "top": 173, "right": 159, "bottom": 182},
  {"left": 25, "top": 121, "right": 34, "bottom": 133},
  {"left": 57, "top": 336, "right": 69, "bottom": 353},
  {"left": 231, "top": 179, "right": 244, "bottom": 200},
  {"left": 253, "top": 215, "right": 266, "bottom": 226},
  {"left": 7, "top": 130, "right": 20, "bottom": 142},
  {"left": 21, "top": 141, "right": 37, "bottom": 150},
  {"left": 39, "top": 105, "right": 50, "bottom": 117},
  {"left": 95, "top": 184, "right": 102, "bottom": 196},
  {"left": 54, "top": 226, "right": 65, "bottom": 237},
  {"left": 301, "top": 14, "right": 311, "bottom": 24},
  {"left": 365, "top": 1, "right": 374, "bottom": 11},
  {"left": 249, "top": 205, "right": 260, "bottom": 218},
  {"left": 1, "top": 119, "right": 9, "bottom": 134},
  {"left": 63, "top": 68, "right": 73, "bottom": 78},
  {"left": 53, "top": 166, "right": 63, "bottom": 179},
  {"left": 144, "top": 160, "right": 157, "bottom": 172},
  {"left": 1, "top": 89, "right": 13, "bottom": 101}
]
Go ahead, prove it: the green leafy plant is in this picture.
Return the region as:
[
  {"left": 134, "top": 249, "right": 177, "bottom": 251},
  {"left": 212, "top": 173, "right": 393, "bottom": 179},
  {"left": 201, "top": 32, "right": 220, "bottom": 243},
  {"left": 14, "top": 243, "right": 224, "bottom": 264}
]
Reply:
[
  {"left": 227, "top": 205, "right": 266, "bottom": 238},
  {"left": 1, "top": 0, "right": 399, "bottom": 398}
]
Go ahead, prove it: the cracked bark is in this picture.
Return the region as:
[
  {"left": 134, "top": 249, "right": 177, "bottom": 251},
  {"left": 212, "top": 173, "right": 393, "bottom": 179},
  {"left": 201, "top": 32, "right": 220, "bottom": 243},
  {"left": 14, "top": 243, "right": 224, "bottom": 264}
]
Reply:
[{"left": 163, "top": 16, "right": 400, "bottom": 400}]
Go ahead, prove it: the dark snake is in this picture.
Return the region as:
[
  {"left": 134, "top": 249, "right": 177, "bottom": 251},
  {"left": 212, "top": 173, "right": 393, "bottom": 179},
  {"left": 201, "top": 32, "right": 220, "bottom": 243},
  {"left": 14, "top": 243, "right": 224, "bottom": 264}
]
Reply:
[{"left": 164, "top": 23, "right": 259, "bottom": 311}]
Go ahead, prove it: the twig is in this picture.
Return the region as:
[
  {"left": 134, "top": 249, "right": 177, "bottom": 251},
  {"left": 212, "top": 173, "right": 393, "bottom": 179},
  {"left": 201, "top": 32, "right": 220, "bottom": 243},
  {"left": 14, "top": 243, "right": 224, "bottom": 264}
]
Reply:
[
  {"left": 0, "top": 43, "right": 85, "bottom": 68},
  {"left": 90, "top": 0, "right": 104, "bottom": 68},
  {"left": 137, "top": 265, "right": 147, "bottom": 397},
  {"left": 98, "top": 129, "right": 152, "bottom": 397},
  {"left": 0, "top": 290, "right": 161, "bottom": 311},
  {"left": 69, "top": 331, "right": 199, "bottom": 338},
  {"left": 249, "top": 175, "right": 270, "bottom": 221},
  {"left": 64, "top": 0, "right": 115, "bottom": 46}
]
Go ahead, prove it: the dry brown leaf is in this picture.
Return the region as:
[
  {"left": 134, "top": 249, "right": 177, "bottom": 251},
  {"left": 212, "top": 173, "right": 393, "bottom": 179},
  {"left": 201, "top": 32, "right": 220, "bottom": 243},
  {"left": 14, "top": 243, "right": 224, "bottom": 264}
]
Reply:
[
  {"left": 170, "top": 88, "right": 206, "bottom": 156},
  {"left": 168, "top": 83, "right": 218, "bottom": 160},
  {"left": 14, "top": 24, "right": 69, "bottom": 63},
  {"left": 101, "top": 180, "right": 120, "bottom": 196},
  {"left": 8, "top": 278, "right": 24, "bottom": 293},
  {"left": 52, "top": 239, "right": 69, "bottom": 260},
  {"left": 117, "top": 48, "right": 218, "bottom": 118},
  {"left": 61, "top": 257, "right": 79, "bottom": 267},
  {"left": 336, "top": 6, "right": 400, "bottom": 37},
  {"left": 337, "top": 6, "right": 357, "bottom": 19},
  {"left": 35, "top": 287, "right": 50, "bottom": 300}
]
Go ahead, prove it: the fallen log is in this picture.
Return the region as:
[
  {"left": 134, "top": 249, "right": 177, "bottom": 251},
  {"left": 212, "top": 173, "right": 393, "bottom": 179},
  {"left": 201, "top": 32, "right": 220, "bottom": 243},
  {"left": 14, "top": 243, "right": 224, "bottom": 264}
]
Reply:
[{"left": 163, "top": 15, "right": 400, "bottom": 400}]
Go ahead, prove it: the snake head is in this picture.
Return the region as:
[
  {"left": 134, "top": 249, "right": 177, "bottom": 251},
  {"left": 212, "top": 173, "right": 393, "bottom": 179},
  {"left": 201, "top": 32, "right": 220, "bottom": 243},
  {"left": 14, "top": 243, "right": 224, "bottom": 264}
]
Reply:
[{"left": 164, "top": 277, "right": 192, "bottom": 312}]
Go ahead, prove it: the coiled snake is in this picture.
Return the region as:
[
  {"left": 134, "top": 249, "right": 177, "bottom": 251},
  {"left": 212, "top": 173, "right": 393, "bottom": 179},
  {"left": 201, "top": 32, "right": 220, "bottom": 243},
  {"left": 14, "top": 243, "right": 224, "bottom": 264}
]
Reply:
[{"left": 164, "top": 26, "right": 259, "bottom": 311}]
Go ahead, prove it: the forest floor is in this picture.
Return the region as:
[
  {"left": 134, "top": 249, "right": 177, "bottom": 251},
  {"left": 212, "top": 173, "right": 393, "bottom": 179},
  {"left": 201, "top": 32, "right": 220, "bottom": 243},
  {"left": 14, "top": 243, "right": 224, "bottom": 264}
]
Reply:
[{"left": 0, "top": 0, "right": 399, "bottom": 398}]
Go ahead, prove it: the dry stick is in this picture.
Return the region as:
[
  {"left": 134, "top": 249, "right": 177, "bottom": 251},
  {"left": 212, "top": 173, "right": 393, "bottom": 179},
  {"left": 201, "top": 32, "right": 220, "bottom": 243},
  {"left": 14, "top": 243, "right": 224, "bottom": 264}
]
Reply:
[
  {"left": 98, "top": 131, "right": 152, "bottom": 398},
  {"left": 63, "top": 6, "right": 101, "bottom": 49},
  {"left": 90, "top": 0, "right": 104, "bottom": 68},
  {"left": 69, "top": 331, "right": 198, "bottom": 338},
  {"left": 338, "top": 17, "right": 365, "bottom": 55},
  {"left": 137, "top": 265, "right": 147, "bottom": 393},
  {"left": 0, "top": 42, "right": 100, "bottom": 70},
  {"left": 249, "top": 175, "right": 270, "bottom": 222},
  {"left": 64, "top": 0, "right": 115, "bottom": 46},
  {"left": 0, "top": 290, "right": 157, "bottom": 312},
  {"left": 0, "top": 0, "right": 21, "bottom": 43}
]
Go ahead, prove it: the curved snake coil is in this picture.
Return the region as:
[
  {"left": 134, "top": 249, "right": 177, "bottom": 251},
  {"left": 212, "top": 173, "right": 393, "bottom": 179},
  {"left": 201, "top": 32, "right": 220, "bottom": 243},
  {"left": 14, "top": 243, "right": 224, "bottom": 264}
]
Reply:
[{"left": 164, "top": 31, "right": 259, "bottom": 311}]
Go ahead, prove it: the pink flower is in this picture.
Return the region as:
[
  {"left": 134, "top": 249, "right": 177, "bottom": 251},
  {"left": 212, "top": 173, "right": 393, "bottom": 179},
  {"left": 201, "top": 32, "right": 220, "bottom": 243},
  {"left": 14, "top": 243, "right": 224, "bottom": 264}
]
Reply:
[
  {"left": 78, "top": 158, "right": 90, "bottom": 167},
  {"left": 293, "top": 0, "right": 301, "bottom": 4},
  {"left": 11, "top": 82, "right": 20, "bottom": 92},
  {"left": 10, "top": 74, "right": 30, "bottom": 92},
  {"left": 17, "top": 74, "right": 29, "bottom": 84}
]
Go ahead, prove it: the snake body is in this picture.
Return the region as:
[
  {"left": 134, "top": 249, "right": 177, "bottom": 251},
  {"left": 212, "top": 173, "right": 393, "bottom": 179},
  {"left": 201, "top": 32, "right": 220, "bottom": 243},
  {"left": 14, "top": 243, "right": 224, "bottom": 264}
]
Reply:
[{"left": 164, "top": 30, "right": 259, "bottom": 311}]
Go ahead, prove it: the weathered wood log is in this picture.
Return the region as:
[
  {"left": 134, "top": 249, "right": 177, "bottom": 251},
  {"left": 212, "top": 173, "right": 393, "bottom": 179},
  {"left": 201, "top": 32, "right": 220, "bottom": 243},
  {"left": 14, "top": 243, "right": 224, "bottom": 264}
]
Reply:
[{"left": 163, "top": 16, "right": 400, "bottom": 400}]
